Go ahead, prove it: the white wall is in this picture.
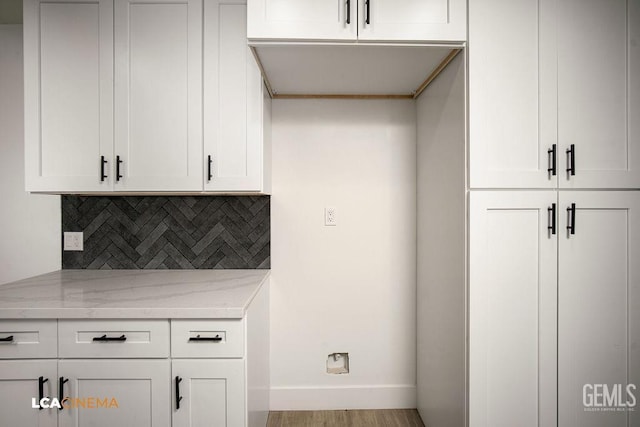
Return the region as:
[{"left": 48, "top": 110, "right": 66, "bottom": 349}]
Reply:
[
  {"left": 416, "top": 54, "right": 466, "bottom": 425},
  {"left": 270, "top": 99, "right": 417, "bottom": 410},
  {"left": 0, "top": 25, "right": 60, "bottom": 284}
]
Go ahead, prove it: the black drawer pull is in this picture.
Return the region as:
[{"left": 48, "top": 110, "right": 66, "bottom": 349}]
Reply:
[
  {"left": 92, "top": 334, "right": 127, "bottom": 342},
  {"left": 58, "top": 377, "right": 68, "bottom": 411},
  {"left": 566, "top": 144, "right": 575, "bottom": 176},
  {"left": 547, "top": 203, "right": 556, "bottom": 235},
  {"left": 346, "top": 0, "right": 351, "bottom": 24},
  {"left": 0, "top": 335, "right": 14, "bottom": 342},
  {"left": 365, "top": 0, "right": 370, "bottom": 24},
  {"left": 188, "top": 334, "right": 222, "bottom": 342},
  {"left": 100, "top": 156, "right": 108, "bottom": 182},
  {"left": 116, "top": 155, "right": 123, "bottom": 181},
  {"left": 207, "top": 155, "right": 213, "bottom": 181},
  {"left": 547, "top": 144, "right": 556, "bottom": 176},
  {"left": 567, "top": 203, "right": 576, "bottom": 235},
  {"left": 38, "top": 376, "right": 49, "bottom": 410},
  {"left": 175, "top": 376, "right": 183, "bottom": 410}
]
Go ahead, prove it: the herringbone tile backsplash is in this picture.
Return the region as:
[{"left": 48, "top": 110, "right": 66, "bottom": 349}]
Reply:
[{"left": 62, "top": 196, "right": 270, "bottom": 269}]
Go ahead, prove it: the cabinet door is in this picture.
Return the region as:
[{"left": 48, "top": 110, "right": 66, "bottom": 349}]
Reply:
[
  {"left": 58, "top": 360, "right": 170, "bottom": 427},
  {"left": 470, "top": 191, "right": 557, "bottom": 427},
  {"left": 357, "top": 0, "right": 466, "bottom": 42},
  {"left": 114, "top": 0, "right": 203, "bottom": 191},
  {"left": 23, "top": 0, "right": 113, "bottom": 192},
  {"left": 469, "top": 0, "right": 557, "bottom": 189},
  {"left": 247, "top": 0, "right": 356, "bottom": 41},
  {"left": 557, "top": 0, "right": 640, "bottom": 188},
  {"left": 204, "top": 0, "right": 264, "bottom": 192},
  {"left": 558, "top": 192, "right": 640, "bottom": 427},
  {"left": 0, "top": 360, "right": 57, "bottom": 427},
  {"left": 172, "top": 359, "right": 245, "bottom": 427}
]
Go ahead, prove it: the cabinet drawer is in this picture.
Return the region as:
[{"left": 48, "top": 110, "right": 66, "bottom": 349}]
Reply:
[
  {"left": 171, "top": 320, "right": 244, "bottom": 358},
  {"left": 58, "top": 320, "right": 169, "bottom": 358},
  {"left": 0, "top": 320, "right": 57, "bottom": 359}
]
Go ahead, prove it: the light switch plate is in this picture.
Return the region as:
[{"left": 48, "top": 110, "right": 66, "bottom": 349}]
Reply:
[{"left": 63, "top": 232, "right": 83, "bottom": 251}]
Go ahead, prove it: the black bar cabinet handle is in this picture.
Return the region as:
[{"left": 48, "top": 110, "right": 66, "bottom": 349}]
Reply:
[
  {"left": 116, "top": 155, "right": 123, "bottom": 181},
  {"left": 566, "top": 144, "right": 575, "bottom": 176},
  {"left": 100, "top": 156, "right": 108, "bottom": 182},
  {"left": 547, "top": 144, "right": 556, "bottom": 176},
  {"left": 58, "top": 377, "right": 68, "bottom": 411},
  {"left": 207, "top": 155, "right": 213, "bottom": 181},
  {"left": 92, "top": 334, "right": 127, "bottom": 342},
  {"left": 188, "top": 334, "right": 222, "bottom": 342},
  {"left": 38, "top": 376, "right": 49, "bottom": 410},
  {"left": 365, "top": 0, "right": 370, "bottom": 24},
  {"left": 547, "top": 203, "right": 556, "bottom": 235},
  {"left": 567, "top": 203, "right": 576, "bottom": 235},
  {"left": 346, "top": 0, "right": 350, "bottom": 24},
  {"left": 175, "top": 376, "right": 183, "bottom": 410},
  {"left": 0, "top": 335, "right": 14, "bottom": 342}
]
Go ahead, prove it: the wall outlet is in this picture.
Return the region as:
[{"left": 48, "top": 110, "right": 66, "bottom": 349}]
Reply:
[
  {"left": 324, "top": 207, "right": 337, "bottom": 226},
  {"left": 63, "top": 232, "right": 83, "bottom": 251}
]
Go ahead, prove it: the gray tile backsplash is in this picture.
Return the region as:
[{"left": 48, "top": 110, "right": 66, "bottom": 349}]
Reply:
[{"left": 62, "top": 196, "right": 270, "bottom": 269}]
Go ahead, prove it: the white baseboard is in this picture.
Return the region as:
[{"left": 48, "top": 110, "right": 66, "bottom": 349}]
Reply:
[{"left": 270, "top": 385, "right": 417, "bottom": 411}]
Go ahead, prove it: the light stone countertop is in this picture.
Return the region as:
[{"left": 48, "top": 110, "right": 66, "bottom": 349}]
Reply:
[{"left": 0, "top": 269, "right": 269, "bottom": 319}]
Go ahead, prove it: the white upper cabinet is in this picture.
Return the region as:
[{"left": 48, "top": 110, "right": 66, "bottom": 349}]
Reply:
[
  {"left": 114, "top": 0, "right": 203, "bottom": 191},
  {"left": 248, "top": 0, "right": 357, "bottom": 40},
  {"left": 24, "top": 0, "right": 113, "bottom": 192},
  {"left": 24, "top": 0, "right": 269, "bottom": 193},
  {"left": 470, "top": 0, "right": 640, "bottom": 189},
  {"left": 247, "top": 0, "right": 466, "bottom": 42},
  {"left": 357, "top": 0, "right": 466, "bottom": 42},
  {"left": 204, "top": 0, "right": 269, "bottom": 192},
  {"left": 469, "top": 0, "right": 557, "bottom": 189},
  {"left": 557, "top": 0, "right": 640, "bottom": 189}
]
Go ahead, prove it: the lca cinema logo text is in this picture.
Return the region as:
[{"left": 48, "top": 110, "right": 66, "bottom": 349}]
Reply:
[
  {"left": 583, "top": 384, "right": 637, "bottom": 412},
  {"left": 32, "top": 397, "right": 119, "bottom": 410}
]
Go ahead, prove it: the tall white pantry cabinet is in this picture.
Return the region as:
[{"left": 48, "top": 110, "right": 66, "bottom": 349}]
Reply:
[{"left": 469, "top": 1, "right": 640, "bottom": 427}]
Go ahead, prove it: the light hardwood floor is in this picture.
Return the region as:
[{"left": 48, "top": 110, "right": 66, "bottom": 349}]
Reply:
[{"left": 267, "top": 409, "right": 425, "bottom": 426}]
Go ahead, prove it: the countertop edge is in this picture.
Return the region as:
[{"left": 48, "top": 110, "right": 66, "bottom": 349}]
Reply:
[{"left": 0, "top": 270, "right": 271, "bottom": 319}]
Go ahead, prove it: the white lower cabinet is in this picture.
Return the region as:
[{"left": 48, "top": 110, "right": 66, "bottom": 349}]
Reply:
[
  {"left": 172, "top": 360, "right": 245, "bottom": 427},
  {"left": 470, "top": 191, "right": 558, "bottom": 427},
  {"left": 58, "top": 360, "right": 170, "bottom": 427},
  {"left": 0, "top": 281, "right": 269, "bottom": 427},
  {"left": 558, "top": 192, "right": 640, "bottom": 427},
  {"left": 0, "top": 360, "right": 58, "bottom": 427},
  {"left": 470, "top": 191, "right": 640, "bottom": 427}
]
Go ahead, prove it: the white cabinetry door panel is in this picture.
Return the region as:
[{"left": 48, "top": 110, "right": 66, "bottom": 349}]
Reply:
[
  {"left": 470, "top": 191, "right": 557, "bottom": 427},
  {"left": 558, "top": 192, "right": 640, "bottom": 427},
  {"left": 357, "top": 0, "right": 466, "bottom": 42},
  {"left": 469, "top": 0, "right": 557, "bottom": 189},
  {"left": 0, "top": 360, "right": 57, "bottom": 427},
  {"left": 172, "top": 359, "right": 245, "bottom": 427},
  {"left": 58, "top": 360, "right": 170, "bottom": 427},
  {"left": 24, "top": 0, "right": 113, "bottom": 192},
  {"left": 114, "top": 0, "right": 202, "bottom": 191},
  {"left": 558, "top": 0, "right": 640, "bottom": 188},
  {"left": 247, "top": 0, "right": 357, "bottom": 41},
  {"left": 204, "top": 0, "right": 264, "bottom": 192}
]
